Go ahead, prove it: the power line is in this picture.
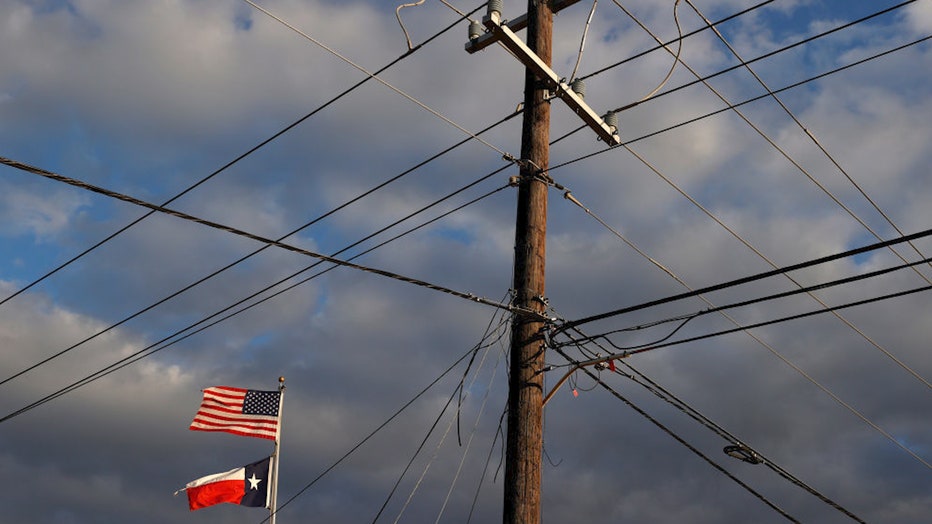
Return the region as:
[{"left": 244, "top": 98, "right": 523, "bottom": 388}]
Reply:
[
  {"left": 552, "top": 33, "right": 932, "bottom": 165},
  {"left": 683, "top": 0, "right": 932, "bottom": 289},
  {"left": 385, "top": 315, "right": 504, "bottom": 524},
  {"left": 258, "top": 337, "right": 488, "bottom": 523},
  {"left": 0, "top": 173, "right": 511, "bottom": 423},
  {"left": 557, "top": 330, "right": 866, "bottom": 522},
  {"left": 549, "top": 4, "right": 928, "bottom": 151},
  {"left": 262, "top": 300, "right": 511, "bottom": 523},
  {"left": 554, "top": 224, "right": 932, "bottom": 334},
  {"left": 549, "top": 345, "right": 801, "bottom": 523},
  {"left": 0, "top": 1, "right": 473, "bottom": 313},
  {"left": 612, "top": 360, "right": 866, "bottom": 523},
  {"left": 558, "top": 240, "right": 932, "bottom": 347},
  {"left": 600, "top": 0, "right": 919, "bottom": 112},
  {"left": 577, "top": 283, "right": 932, "bottom": 361},
  {"left": 554, "top": 281, "right": 932, "bottom": 470},
  {"left": 244, "top": 0, "right": 514, "bottom": 160},
  {"left": 601, "top": 5, "right": 932, "bottom": 390},
  {"left": 0, "top": 106, "right": 520, "bottom": 385},
  {"left": 554, "top": 181, "right": 932, "bottom": 469},
  {"left": 577, "top": 0, "right": 777, "bottom": 82}
]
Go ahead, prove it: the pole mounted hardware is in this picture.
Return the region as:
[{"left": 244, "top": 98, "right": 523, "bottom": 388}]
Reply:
[
  {"left": 465, "top": 0, "right": 583, "bottom": 53},
  {"left": 466, "top": 2, "right": 621, "bottom": 146}
]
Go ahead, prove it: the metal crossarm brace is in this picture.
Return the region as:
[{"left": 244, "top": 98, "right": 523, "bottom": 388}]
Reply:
[
  {"left": 473, "top": 10, "right": 621, "bottom": 146},
  {"left": 465, "top": 0, "right": 582, "bottom": 53}
]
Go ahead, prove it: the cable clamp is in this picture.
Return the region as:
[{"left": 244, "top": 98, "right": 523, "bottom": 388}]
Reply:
[{"left": 723, "top": 444, "right": 762, "bottom": 465}]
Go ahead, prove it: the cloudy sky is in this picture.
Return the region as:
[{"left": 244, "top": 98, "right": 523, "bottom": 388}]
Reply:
[{"left": 1, "top": 0, "right": 931, "bottom": 522}]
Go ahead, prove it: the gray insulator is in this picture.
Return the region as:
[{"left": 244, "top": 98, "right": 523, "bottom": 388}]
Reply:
[
  {"left": 469, "top": 20, "right": 482, "bottom": 40},
  {"left": 488, "top": 0, "right": 504, "bottom": 17},
  {"left": 604, "top": 111, "right": 618, "bottom": 132},
  {"left": 570, "top": 78, "right": 586, "bottom": 99}
]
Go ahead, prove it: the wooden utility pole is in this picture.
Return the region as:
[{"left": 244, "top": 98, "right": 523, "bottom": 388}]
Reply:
[
  {"left": 503, "top": 1, "right": 552, "bottom": 522},
  {"left": 466, "top": 2, "right": 619, "bottom": 522}
]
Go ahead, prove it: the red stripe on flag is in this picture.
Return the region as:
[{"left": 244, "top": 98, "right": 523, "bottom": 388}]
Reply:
[
  {"left": 186, "top": 479, "right": 245, "bottom": 510},
  {"left": 188, "top": 386, "right": 280, "bottom": 441}
]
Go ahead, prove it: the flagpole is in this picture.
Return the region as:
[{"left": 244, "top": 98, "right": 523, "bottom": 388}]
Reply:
[{"left": 270, "top": 376, "right": 285, "bottom": 524}]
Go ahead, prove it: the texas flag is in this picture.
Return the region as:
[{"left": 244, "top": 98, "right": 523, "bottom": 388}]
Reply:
[{"left": 179, "top": 456, "right": 272, "bottom": 511}]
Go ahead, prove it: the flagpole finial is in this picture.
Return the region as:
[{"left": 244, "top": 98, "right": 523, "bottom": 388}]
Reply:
[{"left": 278, "top": 376, "right": 285, "bottom": 383}]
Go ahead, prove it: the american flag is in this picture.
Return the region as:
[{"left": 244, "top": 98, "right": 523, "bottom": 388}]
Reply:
[{"left": 189, "top": 386, "right": 281, "bottom": 441}]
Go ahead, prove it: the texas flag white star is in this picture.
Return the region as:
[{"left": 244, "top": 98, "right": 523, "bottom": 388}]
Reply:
[{"left": 247, "top": 473, "right": 263, "bottom": 490}]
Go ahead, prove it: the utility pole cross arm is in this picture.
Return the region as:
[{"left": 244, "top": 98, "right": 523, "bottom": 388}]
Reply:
[
  {"left": 465, "top": 0, "right": 583, "bottom": 53},
  {"left": 475, "top": 11, "right": 621, "bottom": 146}
]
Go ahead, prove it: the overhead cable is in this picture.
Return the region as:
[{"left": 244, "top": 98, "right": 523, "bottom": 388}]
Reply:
[
  {"left": 633, "top": 0, "right": 684, "bottom": 103},
  {"left": 0, "top": 0, "right": 475, "bottom": 312},
  {"left": 0, "top": 174, "right": 511, "bottom": 423},
  {"left": 0, "top": 106, "right": 520, "bottom": 392},
  {"left": 569, "top": 0, "right": 600, "bottom": 82},
  {"left": 550, "top": 185, "right": 932, "bottom": 471},
  {"left": 551, "top": 31, "right": 932, "bottom": 158},
  {"left": 550, "top": 346, "right": 801, "bottom": 523},
  {"left": 612, "top": 359, "right": 866, "bottom": 522},
  {"left": 244, "top": 0, "right": 514, "bottom": 160},
  {"left": 396, "top": 0, "right": 428, "bottom": 50},
  {"left": 562, "top": 253, "right": 932, "bottom": 347},
  {"left": 606, "top": 5, "right": 931, "bottom": 389},
  {"left": 554, "top": 282, "right": 932, "bottom": 470},
  {"left": 556, "top": 331, "right": 865, "bottom": 522},
  {"left": 683, "top": 0, "right": 932, "bottom": 288},
  {"left": 578, "top": 0, "right": 776, "bottom": 82},
  {"left": 554, "top": 224, "right": 932, "bottom": 334},
  {"left": 259, "top": 334, "right": 496, "bottom": 523},
  {"left": 601, "top": 0, "right": 918, "bottom": 113}
]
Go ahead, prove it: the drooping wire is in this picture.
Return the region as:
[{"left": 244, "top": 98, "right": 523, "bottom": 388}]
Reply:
[
  {"left": 389, "top": 310, "right": 506, "bottom": 523},
  {"left": 466, "top": 403, "right": 508, "bottom": 524},
  {"left": 457, "top": 290, "right": 513, "bottom": 446},
  {"left": 630, "top": 0, "right": 684, "bottom": 103},
  {"left": 569, "top": 0, "right": 599, "bottom": 82},
  {"left": 578, "top": 0, "right": 776, "bottom": 82},
  {"left": 396, "top": 1, "right": 428, "bottom": 50},
  {"left": 372, "top": 294, "right": 507, "bottom": 522},
  {"left": 371, "top": 373, "right": 462, "bottom": 523},
  {"left": 434, "top": 313, "right": 508, "bottom": 523},
  {"left": 257, "top": 339, "right": 486, "bottom": 524}
]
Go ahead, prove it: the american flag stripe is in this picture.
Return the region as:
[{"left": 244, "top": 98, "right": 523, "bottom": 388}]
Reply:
[{"left": 189, "top": 386, "right": 281, "bottom": 441}]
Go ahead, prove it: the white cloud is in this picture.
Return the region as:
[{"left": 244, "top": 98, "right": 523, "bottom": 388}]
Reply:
[
  {"left": 0, "top": 1, "right": 930, "bottom": 522},
  {"left": 0, "top": 183, "right": 88, "bottom": 239},
  {"left": 906, "top": 1, "right": 932, "bottom": 34}
]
